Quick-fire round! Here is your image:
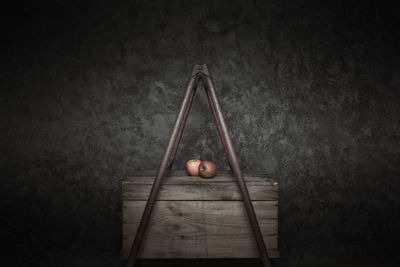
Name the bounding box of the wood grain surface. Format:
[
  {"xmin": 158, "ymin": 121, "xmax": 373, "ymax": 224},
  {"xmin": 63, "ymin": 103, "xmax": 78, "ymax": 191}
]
[{"xmin": 122, "ymin": 171, "xmax": 279, "ymax": 258}]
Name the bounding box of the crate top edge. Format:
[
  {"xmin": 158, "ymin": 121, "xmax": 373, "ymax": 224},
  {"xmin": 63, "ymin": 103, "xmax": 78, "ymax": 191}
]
[{"xmin": 124, "ymin": 170, "xmax": 278, "ymax": 185}]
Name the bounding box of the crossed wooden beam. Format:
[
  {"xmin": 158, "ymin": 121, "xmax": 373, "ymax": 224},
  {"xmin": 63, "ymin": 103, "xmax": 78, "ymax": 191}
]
[{"xmin": 126, "ymin": 64, "xmax": 272, "ymax": 267}]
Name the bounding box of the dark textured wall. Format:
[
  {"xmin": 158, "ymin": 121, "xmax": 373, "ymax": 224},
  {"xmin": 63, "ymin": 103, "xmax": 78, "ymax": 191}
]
[{"xmin": 1, "ymin": 0, "xmax": 400, "ymax": 266}]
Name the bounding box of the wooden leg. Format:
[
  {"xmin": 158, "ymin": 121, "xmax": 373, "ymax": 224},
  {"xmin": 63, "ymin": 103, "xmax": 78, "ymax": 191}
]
[
  {"xmin": 125, "ymin": 66, "xmax": 200, "ymax": 267},
  {"xmin": 201, "ymin": 64, "xmax": 272, "ymax": 267}
]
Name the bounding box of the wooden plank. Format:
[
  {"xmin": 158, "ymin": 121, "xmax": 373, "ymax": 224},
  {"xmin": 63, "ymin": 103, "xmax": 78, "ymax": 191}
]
[
  {"xmin": 126, "ymin": 171, "xmax": 278, "ymax": 186},
  {"xmin": 122, "ymin": 201, "xmax": 278, "ymax": 258},
  {"xmin": 123, "ymin": 201, "xmax": 207, "ymax": 258},
  {"xmin": 130, "ymin": 170, "xmax": 273, "ymax": 177},
  {"xmin": 122, "ymin": 183, "xmax": 278, "ymax": 201},
  {"xmin": 203, "ymin": 201, "xmax": 277, "ymax": 258},
  {"xmin": 123, "ymin": 201, "xmax": 278, "ymax": 223},
  {"xmin": 121, "ymin": 234, "xmax": 279, "ymax": 259}
]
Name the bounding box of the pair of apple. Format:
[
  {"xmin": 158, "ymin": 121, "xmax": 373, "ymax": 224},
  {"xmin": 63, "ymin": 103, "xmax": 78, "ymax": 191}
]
[{"xmin": 186, "ymin": 159, "xmax": 216, "ymax": 178}]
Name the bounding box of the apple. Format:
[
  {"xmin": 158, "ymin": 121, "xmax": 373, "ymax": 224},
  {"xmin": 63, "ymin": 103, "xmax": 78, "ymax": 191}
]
[
  {"xmin": 199, "ymin": 160, "xmax": 216, "ymax": 178},
  {"xmin": 186, "ymin": 159, "xmax": 202, "ymax": 176}
]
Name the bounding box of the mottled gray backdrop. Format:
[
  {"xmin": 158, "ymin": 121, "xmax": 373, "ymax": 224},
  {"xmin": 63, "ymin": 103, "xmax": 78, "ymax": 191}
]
[{"xmin": 1, "ymin": 0, "xmax": 400, "ymax": 266}]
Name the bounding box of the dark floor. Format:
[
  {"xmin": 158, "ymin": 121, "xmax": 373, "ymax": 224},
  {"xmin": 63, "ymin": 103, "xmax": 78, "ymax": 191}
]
[
  {"xmin": 26, "ymin": 256, "xmax": 400, "ymax": 267},
  {"xmin": 135, "ymin": 259, "xmax": 398, "ymax": 267}
]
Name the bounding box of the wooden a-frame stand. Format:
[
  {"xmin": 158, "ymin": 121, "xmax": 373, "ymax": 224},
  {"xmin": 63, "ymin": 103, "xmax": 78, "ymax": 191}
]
[{"xmin": 126, "ymin": 64, "xmax": 272, "ymax": 267}]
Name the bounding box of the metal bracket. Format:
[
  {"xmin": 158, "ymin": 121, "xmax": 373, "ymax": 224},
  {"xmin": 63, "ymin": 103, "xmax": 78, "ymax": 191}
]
[
  {"xmin": 126, "ymin": 64, "xmax": 272, "ymax": 267},
  {"xmin": 190, "ymin": 63, "xmax": 212, "ymax": 77}
]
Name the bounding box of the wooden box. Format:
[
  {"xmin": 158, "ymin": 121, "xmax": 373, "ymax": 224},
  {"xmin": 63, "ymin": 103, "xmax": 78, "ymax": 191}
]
[{"xmin": 122, "ymin": 170, "xmax": 279, "ymax": 258}]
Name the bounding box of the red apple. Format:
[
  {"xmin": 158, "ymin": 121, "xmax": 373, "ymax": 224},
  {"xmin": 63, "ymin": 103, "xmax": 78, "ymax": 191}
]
[
  {"xmin": 186, "ymin": 159, "xmax": 202, "ymax": 176},
  {"xmin": 199, "ymin": 160, "xmax": 217, "ymax": 178}
]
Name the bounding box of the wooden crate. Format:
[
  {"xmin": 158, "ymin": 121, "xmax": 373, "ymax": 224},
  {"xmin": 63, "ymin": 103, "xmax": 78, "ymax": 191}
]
[{"xmin": 122, "ymin": 170, "xmax": 279, "ymax": 258}]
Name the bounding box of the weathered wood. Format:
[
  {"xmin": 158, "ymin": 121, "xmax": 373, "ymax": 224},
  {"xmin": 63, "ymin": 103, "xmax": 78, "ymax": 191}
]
[
  {"xmin": 202, "ymin": 201, "xmax": 278, "ymax": 258},
  {"xmin": 123, "ymin": 184, "xmax": 278, "ymax": 201},
  {"xmin": 130, "ymin": 170, "xmax": 273, "ymax": 177},
  {"xmin": 122, "ymin": 201, "xmax": 278, "ymax": 258},
  {"xmin": 122, "ymin": 171, "xmax": 279, "ymax": 259},
  {"xmin": 126, "ymin": 171, "xmax": 278, "ymax": 186}
]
